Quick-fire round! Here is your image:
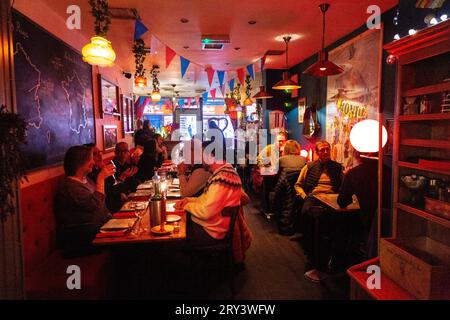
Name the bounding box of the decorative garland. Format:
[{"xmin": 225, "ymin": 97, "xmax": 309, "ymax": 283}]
[
  {"xmin": 0, "ymin": 106, "xmax": 27, "ymax": 221},
  {"xmin": 133, "ymin": 38, "xmax": 147, "ymax": 77},
  {"xmin": 88, "ymin": 0, "xmax": 111, "ymax": 37}
]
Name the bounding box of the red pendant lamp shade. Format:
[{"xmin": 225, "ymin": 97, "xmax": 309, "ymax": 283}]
[
  {"xmin": 253, "ymin": 86, "xmax": 273, "ymax": 99},
  {"xmin": 273, "ymin": 36, "xmax": 301, "ymax": 90},
  {"xmin": 303, "ymin": 3, "xmax": 343, "ymax": 77}
]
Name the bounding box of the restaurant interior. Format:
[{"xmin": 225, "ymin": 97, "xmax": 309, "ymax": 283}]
[{"xmin": 0, "ymin": 0, "xmax": 449, "ymax": 301}]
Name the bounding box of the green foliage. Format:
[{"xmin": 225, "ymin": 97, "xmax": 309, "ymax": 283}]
[
  {"xmin": 88, "ymin": 0, "xmax": 111, "ymax": 36},
  {"xmin": 133, "ymin": 38, "xmax": 147, "ymax": 77},
  {"xmin": 0, "ymin": 107, "xmax": 27, "ymax": 220}
]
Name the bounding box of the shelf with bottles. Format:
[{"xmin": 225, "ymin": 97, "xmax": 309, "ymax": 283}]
[
  {"xmin": 402, "ymin": 90, "xmax": 450, "ymax": 115},
  {"xmin": 398, "ymin": 165, "xmax": 450, "ymax": 223}
]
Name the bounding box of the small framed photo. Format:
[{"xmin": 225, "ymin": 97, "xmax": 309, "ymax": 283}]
[
  {"xmin": 121, "ymin": 95, "xmax": 135, "ymax": 134},
  {"xmin": 103, "ymin": 125, "xmax": 118, "ymax": 152},
  {"xmin": 298, "ymin": 97, "xmax": 306, "ymax": 124},
  {"xmin": 99, "ymin": 74, "xmax": 120, "ymax": 117}
]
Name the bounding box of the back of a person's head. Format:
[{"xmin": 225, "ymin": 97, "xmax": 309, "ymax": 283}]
[
  {"xmin": 283, "ymin": 140, "xmax": 301, "ymax": 156},
  {"xmin": 64, "ymin": 145, "xmax": 91, "ymax": 176},
  {"xmin": 143, "ymin": 119, "xmax": 150, "ymax": 129}
]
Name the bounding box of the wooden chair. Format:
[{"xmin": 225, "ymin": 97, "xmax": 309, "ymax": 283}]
[{"xmin": 189, "ymin": 206, "xmax": 240, "ymax": 299}]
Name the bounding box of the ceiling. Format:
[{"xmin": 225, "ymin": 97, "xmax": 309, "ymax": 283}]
[{"xmin": 43, "ymin": 0, "xmax": 398, "ymax": 98}]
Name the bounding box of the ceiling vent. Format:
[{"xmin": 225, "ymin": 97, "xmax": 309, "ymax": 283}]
[
  {"xmin": 264, "ymin": 50, "xmax": 285, "ymax": 56},
  {"xmin": 201, "ymin": 35, "xmax": 230, "ymax": 51},
  {"xmin": 109, "ymin": 7, "xmax": 138, "ymax": 20}
]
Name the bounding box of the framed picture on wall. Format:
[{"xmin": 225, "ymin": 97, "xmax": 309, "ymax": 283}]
[
  {"xmin": 103, "ymin": 125, "xmax": 118, "ymax": 152},
  {"xmin": 298, "ymin": 97, "xmax": 306, "ymax": 124},
  {"xmin": 121, "ymin": 95, "xmax": 135, "ymax": 134},
  {"xmin": 99, "ymin": 74, "xmax": 120, "ymax": 117}
]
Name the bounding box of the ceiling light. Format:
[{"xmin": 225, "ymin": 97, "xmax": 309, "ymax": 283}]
[
  {"xmin": 441, "ymin": 14, "xmax": 448, "ymax": 21},
  {"xmin": 272, "ymin": 36, "xmax": 301, "ymax": 90},
  {"xmin": 151, "ymin": 89, "xmax": 161, "ymax": 102},
  {"xmin": 234, "ymin": 47, "xmax": 240, "ymax": 50},
  {"xmin": 303, "ymin": 3, "xmax": 343, "ymax": 77},
  {"xmin": 134, "ymin": 76, "xmax": 147, "ymax": 88},
  {"xmin": 248, "ymin": 20, "xmax": 256, "ymax": 25},
  {"xmin": 408, "ymin": 29, "xmax": 417, "ymax": 35},
  {"xmin": 180, "ymin": 18, "xmax": 189, "ymax": 23},
  {"xmin": 253, "ymin": 86, "xmax": 273, "ymax": 99},
  {"xmin": 394, "ymin": 33, "xmax": 401, "ymax": 40},
  {"xmin": 82, "ymin": 36, "xmax": 116, "ymax": 67},
  {"xmin": 274, "ymin": 34, "xmax": 301, "ymax": 42},
  {"xmin": 183, "ymin": 46, "xmax": 189, "ymax": 49}
]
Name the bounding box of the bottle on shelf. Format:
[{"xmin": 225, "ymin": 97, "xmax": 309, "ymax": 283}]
[{"xmin": 419, "ymin": 95, "xmax": 430, "ymax": 114}]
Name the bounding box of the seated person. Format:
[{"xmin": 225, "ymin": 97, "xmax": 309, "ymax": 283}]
[
  {"xmin": 55, "ymin": 145, "xmax": 114, "ymax": 257},
  {"xmin": 338, "ymin": 151, "xmax": 392, "ymax": 259},
  {"xmin": 154, "ymin": 133, "xmax": 168, "ymax": 162},
  {"xmin": 294, "ymin": 140, "xmax": 343, "ymax": 282},
  {"xmin": 256, "ymin": 131, "xmax": 287, "ymax": 171},
  {"xmin": 271, "ymin": 167, "xmax": 302, "ymax": 236},
  {"xmin": 112, "ymin": 142, "xmax": 138, "ymax": 182},
  {"xmin": 177, "ymin": 139, "xmax": 212, "ymax": 197},
  {"xmin": 279, "ymin": 140, "xmax": 307, "ymax": 171},
  {"xmin": 174, "ymin": 149, "xmax": 244, "ymax": 246},
  {"xmin": 136, "ymin": 139, "xmax": 162, "ymax": 182}
]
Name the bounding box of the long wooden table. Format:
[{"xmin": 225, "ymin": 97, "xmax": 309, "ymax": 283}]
[{"xmin": 93, "ymin": 184, "xmax": 186, "ymax": 246}]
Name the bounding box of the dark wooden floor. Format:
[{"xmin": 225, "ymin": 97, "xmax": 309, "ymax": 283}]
[{"xmin": 208, "ymin": 196, "xmax": 351, "ymax": 300}]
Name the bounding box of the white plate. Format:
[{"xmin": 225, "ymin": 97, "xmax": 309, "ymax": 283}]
[{"xmin": 166, "ymin": 215, "xmax": 181, "ymax": 222}]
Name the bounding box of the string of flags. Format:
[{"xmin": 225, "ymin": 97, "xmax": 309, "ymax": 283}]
[{"xmin": 132, "ymin": 18, "xmax": 266, "ymax": 102}]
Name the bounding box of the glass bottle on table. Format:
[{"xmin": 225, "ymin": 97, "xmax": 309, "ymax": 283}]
[{"xmin": 149, "ymin": 172, "xmax": 163, "ymax": 229}]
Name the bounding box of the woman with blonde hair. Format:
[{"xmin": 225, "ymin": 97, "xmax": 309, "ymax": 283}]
[{"xmin": 279, "ymin": 140, "xmax": 307, "ymax": 170}]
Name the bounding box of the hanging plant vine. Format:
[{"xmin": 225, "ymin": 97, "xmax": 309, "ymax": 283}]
[
  {"xmin": 150, "ymin": 64, "xmax": 160, "ymax": 91},
  {"xmin": 133, "ymin": 38, "xmax": 147, "ymax": 78},
  {"xmin": 0, "ymin": 106, "xmax": 27, "ymax": 221},
  {"xmin": 88, "ymin": 0, "xmax": 111, "ymax": 37}
]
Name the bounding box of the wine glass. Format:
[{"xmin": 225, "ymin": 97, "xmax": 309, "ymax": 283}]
[{"xmin": 401, "ymin": 175, "xmax": 427, "ymax": 206}]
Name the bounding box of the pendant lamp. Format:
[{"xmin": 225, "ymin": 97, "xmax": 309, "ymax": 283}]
[
  {"xmin": 82, "ymin": 36, "xmax": 116, "ymax": 67},
  {"xmin": 253, "ymin": 86, "xmax": 273, "ymax": 99},
  {"xmin": 303, "ymin": 3, "xmax": 343, "ymax": 77},
  {"xmin": 272, "ymin": 36, "xmax": 301, "ymax": 90}
]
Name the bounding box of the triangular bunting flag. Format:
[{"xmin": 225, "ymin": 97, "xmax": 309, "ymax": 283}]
[
  {"xmin": 261, "ymin": 55, "xmax": 267, "ymax": 71},
  {"xmin": 237, "ymin": 68, "xmax": 245, "ymax": 85},
  {"xmin": 166, "ymin": 46, "xmax": 177, "ymax": 69},
  {"xmin": 134, "ymin": 19, "xmax": 149, "ymax": 40},
  {"xmin": 229, "ymin": 79, "xmax": 235, "ymax": 92},
  {"xmin": 202, "ymin": 91, "xmax": 208, "ymax": 103},
  {"xmin": 206, "ymin": 67, "xmax": 215, "ymax": 87},
  {"xmin": 195, "ymin": 96, "xmax": 199, "ymax": 106},
  {"xmin": 210, "ymin": 89, "xmax": 216, "ymax": 101},
  {"xmin": 246, "ymin": 64, "xmax": 255, "ymax": 80},
  {"xmin": 165, "ymin": 100, "xmax": 171, "ymax": 108},
  {"xmin": 217, "ymin": 70, "xmax": 225, "ymax": 88},
  {"xmin": 178, "ymin": 99, "xmax": 184, "ymax": 108},
  {"xmin": 180, "ymin": 56, "xmax": 190, "ymax": 78},
  {"xmin": 219, "ymin": 85, "xmax": 226, "ymax": 97},
  {"xmin": 187, "ymin": 97, "xmax": 192, "ymax": 106}
]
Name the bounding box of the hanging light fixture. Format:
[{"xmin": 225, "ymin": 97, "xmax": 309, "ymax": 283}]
[
  {"xmin": 272, "ymin": 36, "xmax": 301, "ymax": 90},
  {"xmin": 150, "ymin": 65, "xmax": 161, "ymax": 102},
  {"xmin": 253, "ymin": 86, "xmax": 273, "ymax": 99},
  {"xmin": 82, "ymin": 0, "xmax": 116, "ymax": 67},
  {"xmin": 303, "ymin": 3, "xmax": 344, "ymax": 77}
]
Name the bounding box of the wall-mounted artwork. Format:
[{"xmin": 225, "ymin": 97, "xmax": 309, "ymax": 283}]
[
  {"xmin": 103, "ymin": 125, "xmax": 118, "ymax": 152},
  {"xmin": 121, "ymin": 95, "xmax": 135, "ymax": 134},
  {"xmin": 12, "ymin": 10, "xmax": 95, "ymax": 171},
  {"xmin": 325, "ymin": 28, "xmax": 382, "ymax": 169},
  {"xmin": 99, "ymin": 75, "xmax": 120, "ymax": 117},
  {"xmin": 298, "ymin": 97, "xmax": 306, "ymax": 124}
]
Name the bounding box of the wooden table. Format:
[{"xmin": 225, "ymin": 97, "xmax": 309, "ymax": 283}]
[
  {"xmin": 313, "ymin": 193, "xmax": 360, "ymax": 212},
  {"xmin": 93, "ymin": 184, "xmax": 186, "ymax": 246}
]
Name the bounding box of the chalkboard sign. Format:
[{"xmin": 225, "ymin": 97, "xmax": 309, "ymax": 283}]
[{"xmin": 12, "ymin": 10, "xmax": 95, "ymax": 171}]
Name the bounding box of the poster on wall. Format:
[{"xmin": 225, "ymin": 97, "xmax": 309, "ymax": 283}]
[
  {"xmin": 326, "ymin": 28, "xmax": 382, "ymax": 169},
  {"xmin": 12, "ymin": 10, "xmax": 95, "ymax": 170}
]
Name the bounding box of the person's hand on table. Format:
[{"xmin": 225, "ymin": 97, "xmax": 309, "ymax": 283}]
[{"xmin": 174, "ymin": 198, "xmax": 190, "ymax": 210}]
